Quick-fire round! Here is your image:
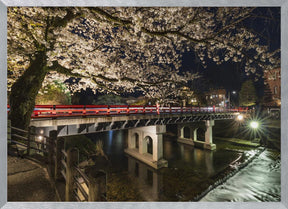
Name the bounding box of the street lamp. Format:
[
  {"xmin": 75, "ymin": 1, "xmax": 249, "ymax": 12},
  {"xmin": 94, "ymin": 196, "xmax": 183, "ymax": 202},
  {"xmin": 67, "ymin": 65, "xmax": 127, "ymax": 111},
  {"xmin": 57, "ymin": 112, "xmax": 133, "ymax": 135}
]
[
  {"xmin": 250, "ymin": 121, "xmax": 259, "ymax": 129},
  {"xmin": 237, "ymin": 114, "xmax": 244, "ymax": 121},
  {"xmin": 248, "ymin": 120, "xmax": 262, "ymax": 143},
  {"xmin": 228, "ymin": 90, "xmax": 236, "ymax": 109},
  {"xmin": 37, "ymin": 135, "xmax": 43, "ymax": 141}
]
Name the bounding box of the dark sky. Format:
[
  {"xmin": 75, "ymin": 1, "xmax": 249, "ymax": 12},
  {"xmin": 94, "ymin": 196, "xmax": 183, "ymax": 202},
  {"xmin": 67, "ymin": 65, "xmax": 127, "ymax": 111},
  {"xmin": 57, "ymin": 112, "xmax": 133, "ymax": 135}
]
[{"xmin": 181, "ymin": 7, "xmax": 280, "ymax": 96}]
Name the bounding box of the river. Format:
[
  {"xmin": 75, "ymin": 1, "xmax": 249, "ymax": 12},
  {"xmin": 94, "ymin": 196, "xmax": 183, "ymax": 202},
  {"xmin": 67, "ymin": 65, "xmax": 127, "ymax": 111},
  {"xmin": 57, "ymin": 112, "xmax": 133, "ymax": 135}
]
[
  {"xmin": 79, "ymin": 128, "xmax": 280, "ymax": 201},
  {"xmin": 200, "ymin": 149, "xmax": 281, "ymax": 202}
]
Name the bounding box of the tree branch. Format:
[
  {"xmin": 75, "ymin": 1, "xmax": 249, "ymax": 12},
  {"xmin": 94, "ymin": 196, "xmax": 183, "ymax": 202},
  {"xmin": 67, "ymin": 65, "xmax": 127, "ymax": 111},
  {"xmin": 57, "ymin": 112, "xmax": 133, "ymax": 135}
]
[
  {"xmin": 50, "ymin": 8, "xmax": 83, "ymax": 29},
  {"xmin": 90, "ymin": 7, "xmax": 131, "ymax": 25},
  {"xmin": 209, "ymin": 12, "xmax": 254, "ymax": 39},
  {"xmin": 49, "ymin": 61, "xmax": 87, "ymax": 78},
  {"xmin": 90, "ymin": 7, "xmax": 209, "ymax": 44}
]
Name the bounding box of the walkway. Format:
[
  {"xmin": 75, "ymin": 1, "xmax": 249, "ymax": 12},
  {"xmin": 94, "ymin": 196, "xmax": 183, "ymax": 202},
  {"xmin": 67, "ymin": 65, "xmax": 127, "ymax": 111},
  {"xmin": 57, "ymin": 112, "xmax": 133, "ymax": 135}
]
[{"xmin": 8, "ymin": 154, "xmax": 56, "ymax": 201}]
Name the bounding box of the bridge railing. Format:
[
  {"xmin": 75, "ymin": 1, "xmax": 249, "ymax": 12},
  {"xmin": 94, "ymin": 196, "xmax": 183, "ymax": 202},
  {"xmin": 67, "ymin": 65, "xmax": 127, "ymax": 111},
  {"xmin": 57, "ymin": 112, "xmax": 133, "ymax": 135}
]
[
  {"xmin": 8, "ymin": 120, "xmax": 48, "ymax": 156},
  {"xmin": 60, "ymin": 148, "xmax": 107, "ymax": 201},
  {"xmin": 7, "ymin": 123, "xmax": 107, "ymax": 202},
  {"xmin": 7, "ymin": 105, "xmax": 247, "ymax": 118}
]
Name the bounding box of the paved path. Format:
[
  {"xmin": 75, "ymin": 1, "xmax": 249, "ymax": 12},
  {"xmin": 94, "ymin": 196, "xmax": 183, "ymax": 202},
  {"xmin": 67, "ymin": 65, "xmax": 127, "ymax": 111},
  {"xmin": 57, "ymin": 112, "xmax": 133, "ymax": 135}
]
[{"xmin": 8, "ymin": 155, "xmax": 57, "ymax": 201}]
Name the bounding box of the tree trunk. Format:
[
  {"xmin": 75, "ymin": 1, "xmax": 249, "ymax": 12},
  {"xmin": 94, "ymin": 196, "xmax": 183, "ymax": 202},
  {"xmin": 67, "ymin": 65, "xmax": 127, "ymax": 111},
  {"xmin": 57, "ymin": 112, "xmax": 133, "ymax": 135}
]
[{"xmin": 9, "ymin": 51, "xmax": 48, "ymax": 130}]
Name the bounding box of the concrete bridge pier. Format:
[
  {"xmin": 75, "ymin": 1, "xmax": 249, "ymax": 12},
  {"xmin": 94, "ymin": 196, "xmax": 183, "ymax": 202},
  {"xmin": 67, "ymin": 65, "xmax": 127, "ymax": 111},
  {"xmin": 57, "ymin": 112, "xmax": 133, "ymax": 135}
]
[
  {"xmin": 177, "ymin": 124, "xmax": 195, "ymax": 146},
  {"xmin": 177, "ymin": 120, "xmax": 216, "ymax": 151},
  {"xmin": 203, "ymin": 120, "xmax": 216, "ymax": 150},
  {"xmin": 125, "ymin": 125, "xmax": 168, "ymax": 169}
]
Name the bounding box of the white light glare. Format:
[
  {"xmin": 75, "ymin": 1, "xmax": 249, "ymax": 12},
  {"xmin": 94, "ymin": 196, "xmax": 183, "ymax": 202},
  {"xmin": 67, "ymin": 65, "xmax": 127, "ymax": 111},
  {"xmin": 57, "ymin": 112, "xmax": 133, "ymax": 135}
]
[
  {"xmin": 250, "ymin": 121, "xmax": 259, "ymax": 129},
  {"xmin": 237, "ymin": 114, "xmax": 244, "ymax": 120},
  {"xmin": 38, "ymin": 135, "xmax": 43, "ymax": 141}
]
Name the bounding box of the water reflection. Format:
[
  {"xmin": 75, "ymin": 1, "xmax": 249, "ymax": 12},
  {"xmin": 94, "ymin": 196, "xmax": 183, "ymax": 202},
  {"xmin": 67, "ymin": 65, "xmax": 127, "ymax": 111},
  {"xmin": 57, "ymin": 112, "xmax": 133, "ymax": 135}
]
[
  {"xmin": 88, "ymin": 130, "xmax": 127, "ymax": 172},
  {"xmin": 127, "ymin": 155, "xmax": 162, "ymax": 201},
  {"xmin": 163, "ymin": 140, "xmax": 231, "ymax": 178},
  {"xmin": 82, "ymin": 129, "xmax": 279, "ymax": 201}
]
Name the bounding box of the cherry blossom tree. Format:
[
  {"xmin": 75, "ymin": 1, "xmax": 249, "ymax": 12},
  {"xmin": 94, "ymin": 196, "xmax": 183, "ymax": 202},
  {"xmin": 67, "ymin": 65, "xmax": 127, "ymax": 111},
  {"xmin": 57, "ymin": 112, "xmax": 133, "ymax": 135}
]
[{"xmin": 8, "ymin": 7, "xmax": 280, "ymax": 129}]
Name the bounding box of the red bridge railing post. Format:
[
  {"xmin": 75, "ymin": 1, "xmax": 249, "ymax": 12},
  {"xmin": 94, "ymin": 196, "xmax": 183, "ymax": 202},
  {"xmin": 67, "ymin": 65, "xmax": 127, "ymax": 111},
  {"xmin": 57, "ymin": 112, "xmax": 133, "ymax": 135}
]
[
  {"xmin": 52, "ymin": 105, "xmax": 56, "ymax": 115},
  {"xmin": 156, "ymin": 103, "xmax": 160, "ymax": 115},
  {"xmin": 83, "ymin": 105, "xmax": 86, "ymax": 115}
]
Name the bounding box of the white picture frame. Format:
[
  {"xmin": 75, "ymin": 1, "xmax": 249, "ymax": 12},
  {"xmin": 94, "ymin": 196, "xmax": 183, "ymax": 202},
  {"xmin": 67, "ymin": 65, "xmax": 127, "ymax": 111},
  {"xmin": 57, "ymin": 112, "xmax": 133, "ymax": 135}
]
[{"xmin": 0, "ymin": 1, "xmax": 287, "ymax": 209}]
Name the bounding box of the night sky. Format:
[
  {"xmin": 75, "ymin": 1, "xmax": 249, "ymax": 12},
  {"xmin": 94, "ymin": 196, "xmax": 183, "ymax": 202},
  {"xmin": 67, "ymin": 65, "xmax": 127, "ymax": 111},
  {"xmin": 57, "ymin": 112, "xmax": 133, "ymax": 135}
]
[{"xmin": 181, "ymin": 7, "xmax": 280, "ymax": 96}]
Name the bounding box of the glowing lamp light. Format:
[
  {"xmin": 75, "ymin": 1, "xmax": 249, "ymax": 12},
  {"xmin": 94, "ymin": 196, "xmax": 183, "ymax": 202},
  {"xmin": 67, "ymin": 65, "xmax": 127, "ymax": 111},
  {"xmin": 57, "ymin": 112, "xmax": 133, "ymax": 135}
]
[
  {"xmin": 250, "ymin": 121, "xmax": 259, "ymax": 129},
  {"xmin": 37, "ymin": 135, "xmax": 43, "ymax": 141},
  {"xmin": 237, "ymin": 114, "xmax": 244, "ymax": 121}
]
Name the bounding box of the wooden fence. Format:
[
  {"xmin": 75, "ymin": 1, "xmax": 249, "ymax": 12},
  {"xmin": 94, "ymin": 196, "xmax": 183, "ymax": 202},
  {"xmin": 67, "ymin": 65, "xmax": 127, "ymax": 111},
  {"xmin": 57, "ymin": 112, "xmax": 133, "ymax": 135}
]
[
  {"xmin": 60, "ymin": 148, "xmax": 106, "ymax": 201},
  {"xmin": 8, "ymin": 120, "xmax": 46, "ymax": 156},
  {"xmin": 8, "ymin": 120, "xmax": 107, "ymax": 202}
]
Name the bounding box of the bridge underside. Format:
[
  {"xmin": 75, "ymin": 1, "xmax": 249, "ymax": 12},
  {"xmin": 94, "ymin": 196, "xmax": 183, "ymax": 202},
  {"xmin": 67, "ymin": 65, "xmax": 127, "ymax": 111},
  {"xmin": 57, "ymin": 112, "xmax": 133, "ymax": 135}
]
[
  {"xmin": 31, "ymin": 112, "xmax": 238, "ymax": 137},
  {"xmin": 29, "ymin": 112, "xmax": 242, "ymax": 170},
  {"xmin": 177, "ymin": 120, "xmax": 216, "ymax": 150}
]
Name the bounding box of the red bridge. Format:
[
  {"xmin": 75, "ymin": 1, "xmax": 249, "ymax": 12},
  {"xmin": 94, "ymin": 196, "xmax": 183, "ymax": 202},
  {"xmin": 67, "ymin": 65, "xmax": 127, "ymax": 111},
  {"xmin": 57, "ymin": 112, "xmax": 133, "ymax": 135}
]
[
  {"xmin": 7, "ymin": 105, "xmax": 247, "ymax": 118},
  {"xmin": 8, "ymin": 104, "xmax": 248, "ymax": 169}
]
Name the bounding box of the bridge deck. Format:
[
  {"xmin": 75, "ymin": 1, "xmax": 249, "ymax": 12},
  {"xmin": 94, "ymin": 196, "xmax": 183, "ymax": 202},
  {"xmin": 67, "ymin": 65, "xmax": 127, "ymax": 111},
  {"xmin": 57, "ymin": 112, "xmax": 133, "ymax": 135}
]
[{"xmin": 30, "ymin": 111, "xmax": 240, "ymax": 127}]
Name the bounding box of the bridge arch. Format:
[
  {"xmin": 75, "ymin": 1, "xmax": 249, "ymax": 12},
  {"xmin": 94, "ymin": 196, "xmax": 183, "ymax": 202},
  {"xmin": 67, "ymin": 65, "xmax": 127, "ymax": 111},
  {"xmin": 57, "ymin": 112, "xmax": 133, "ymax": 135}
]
[
  {"xmin": 178, "ymin": 125, "xmax": 193, "ymax": 140},
  {"xmin": 183, "ymin": 126, "xmax": 191, "ymax": 139},
  {"xmin": 134, "ymin": 132, "xmax": 139, "ymax": 149},
  {"xmin": 196, "ymin": 127, "xmax": 205, "ymax": 142},
  {"xmin": 130, "ymin": 131, "xmax": 141, "ymax": 151},
  {"xmin": 144, "ymin": 136, "xmax": 153, "ymax": 155}
]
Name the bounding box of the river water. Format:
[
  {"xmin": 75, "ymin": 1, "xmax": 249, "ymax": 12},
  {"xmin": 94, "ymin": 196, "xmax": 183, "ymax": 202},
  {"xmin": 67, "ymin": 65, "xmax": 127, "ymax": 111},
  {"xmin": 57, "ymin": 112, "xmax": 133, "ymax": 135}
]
[
  {"xmin": 81, "ymin": 128, "xmax": 280, "ymax": 201},
  {"xmin": 200, "ymin": 150, "xmax": 281, "ymax": 202}
]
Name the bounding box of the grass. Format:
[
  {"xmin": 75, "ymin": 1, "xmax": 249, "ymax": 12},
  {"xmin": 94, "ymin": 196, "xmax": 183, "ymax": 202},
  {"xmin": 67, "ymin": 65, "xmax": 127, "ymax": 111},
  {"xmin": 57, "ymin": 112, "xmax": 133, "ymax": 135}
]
[{"xmin": 214, "ymin": 137, "xmax": 259, "ymax": 148}]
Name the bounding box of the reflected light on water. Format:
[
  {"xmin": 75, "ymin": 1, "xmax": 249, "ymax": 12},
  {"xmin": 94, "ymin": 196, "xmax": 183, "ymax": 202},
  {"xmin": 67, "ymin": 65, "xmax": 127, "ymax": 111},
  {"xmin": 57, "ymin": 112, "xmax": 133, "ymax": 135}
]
[
  {"xmin": 108, "ymin": 130, "xmax": 113, "ymax": 145},
  {"xmin": 200, "ymin": 150, "xmax": 280, "ymax": 202}
]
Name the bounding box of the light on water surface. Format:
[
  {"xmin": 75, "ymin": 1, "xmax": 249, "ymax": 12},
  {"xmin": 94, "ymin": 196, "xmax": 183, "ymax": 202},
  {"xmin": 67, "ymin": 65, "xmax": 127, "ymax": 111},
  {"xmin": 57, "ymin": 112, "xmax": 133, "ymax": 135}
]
[{"xmin": 200, "ymin": 150, "xmax": 281, "ymax": 202}]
